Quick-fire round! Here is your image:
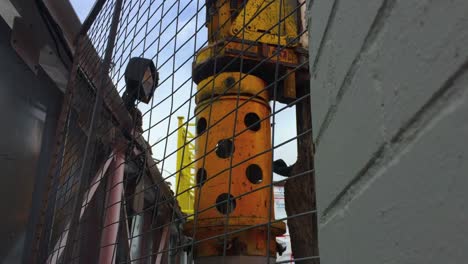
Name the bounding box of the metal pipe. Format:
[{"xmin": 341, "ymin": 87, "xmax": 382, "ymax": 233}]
[
  {"xmin": 77, "ymin": 0, "xmax": 107, "ymax": 41},
  {"xmin": 99, "ymin": 151, "xmax": 126, "ymax": 264}
]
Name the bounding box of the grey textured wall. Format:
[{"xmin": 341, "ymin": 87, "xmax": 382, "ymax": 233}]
[{"xmin": 307, "ymin": 0, "xmax": 468, "ymax": 263}]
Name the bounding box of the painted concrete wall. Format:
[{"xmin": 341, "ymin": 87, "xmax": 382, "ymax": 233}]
[{"xmin": 307, "ymin": 0, "xmax": 468, "ymax": 263}]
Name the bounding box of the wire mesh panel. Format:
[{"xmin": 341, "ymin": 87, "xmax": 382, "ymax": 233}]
[{"xmin": 34, "ymin": 0, "xmax": 318, "ymax": 263}]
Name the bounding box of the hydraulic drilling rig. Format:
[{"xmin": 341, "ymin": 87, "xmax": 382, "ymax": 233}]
[{"xmin": 185, "ymin": 0, "xmax": 310, "ymax": 263}]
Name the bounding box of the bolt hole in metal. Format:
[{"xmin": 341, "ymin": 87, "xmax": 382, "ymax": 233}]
[
  {"xmin": 246, "ymin": 164, "xmax": 263, "ymax": 184},
  {"xmin": 215, "ymin": 139, "xmax": 234, "ymax": 158},
  {"xmin": 196, "ymin": 168, "xmax": 207, "ymax": 186},
  {"xmin": 197, "ymin": 117, "xmax": 207, "ymax": 134},
  {"xmin": 244, "ymin": 112, "xmax": 261, "ymax": 131},
  {"xmin": 215, "ymin": 193, "xmax": 236, "ymax": 214},
  {"xmin": 224, "ymin": 77, "xmax": 236, "ymax": 88}
]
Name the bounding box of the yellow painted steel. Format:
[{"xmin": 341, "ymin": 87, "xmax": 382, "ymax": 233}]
[
  {"xmin": 193, "ymin": 0, "xmax": 304, "ymax": 104},
  {"xmin": 231, "ymin": 0, "xmax": 299, "ymax": 46},
  {"xmin": 185, "ymin": 0, "xmax": 304, "ymax": 261},
  {"xmin": 206, "ymin": 0, "xmax": 299, "ymax": 46},
  {"xmin": 195, "ymin": 72, "xmax": 269, "ymax": 103},
  {"xmin": 194, "ymin": 41, "xmax": 300, "ymax": 67},
  {"xmin": 175, "ymin": 116, "xmax": 196, "ymax": 219},
  {"xmin": 185, "ymin": 74, "xmax": 285, "ymax": 259}
]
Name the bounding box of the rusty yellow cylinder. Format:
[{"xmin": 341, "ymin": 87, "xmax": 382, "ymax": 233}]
[{"xmin": 184, "ymin": 73, "xmax": 285, "ymax": 262}]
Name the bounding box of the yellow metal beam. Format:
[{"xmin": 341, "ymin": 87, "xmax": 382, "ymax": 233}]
[{"xmin": 175, "ymin": 116, "xmax": 196, "ymax": 218}]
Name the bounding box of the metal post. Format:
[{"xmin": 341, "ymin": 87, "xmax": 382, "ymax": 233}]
[
  {"xmin": 99, "ymin": 151, "xmax": 125, "ymax": 264},
  {"xmin": 77, "ymin": 0, "xmax": 108, "ymax": 40},
  {"xmin": 285, "ymin": 83, "xmax": 319, "ymax": 263},
  {"xmin": 61, "ymin": 0, "xmax": 123, "ymax": 261},
  {"xmin": 29, "ymin": 35, "xmax": 85, "ymax": 264}
]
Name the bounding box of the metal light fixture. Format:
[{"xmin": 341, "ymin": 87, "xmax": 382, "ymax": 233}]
[{"xmin": 123, "ymin": 57, "xmax": 158, "ymax": 109}]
